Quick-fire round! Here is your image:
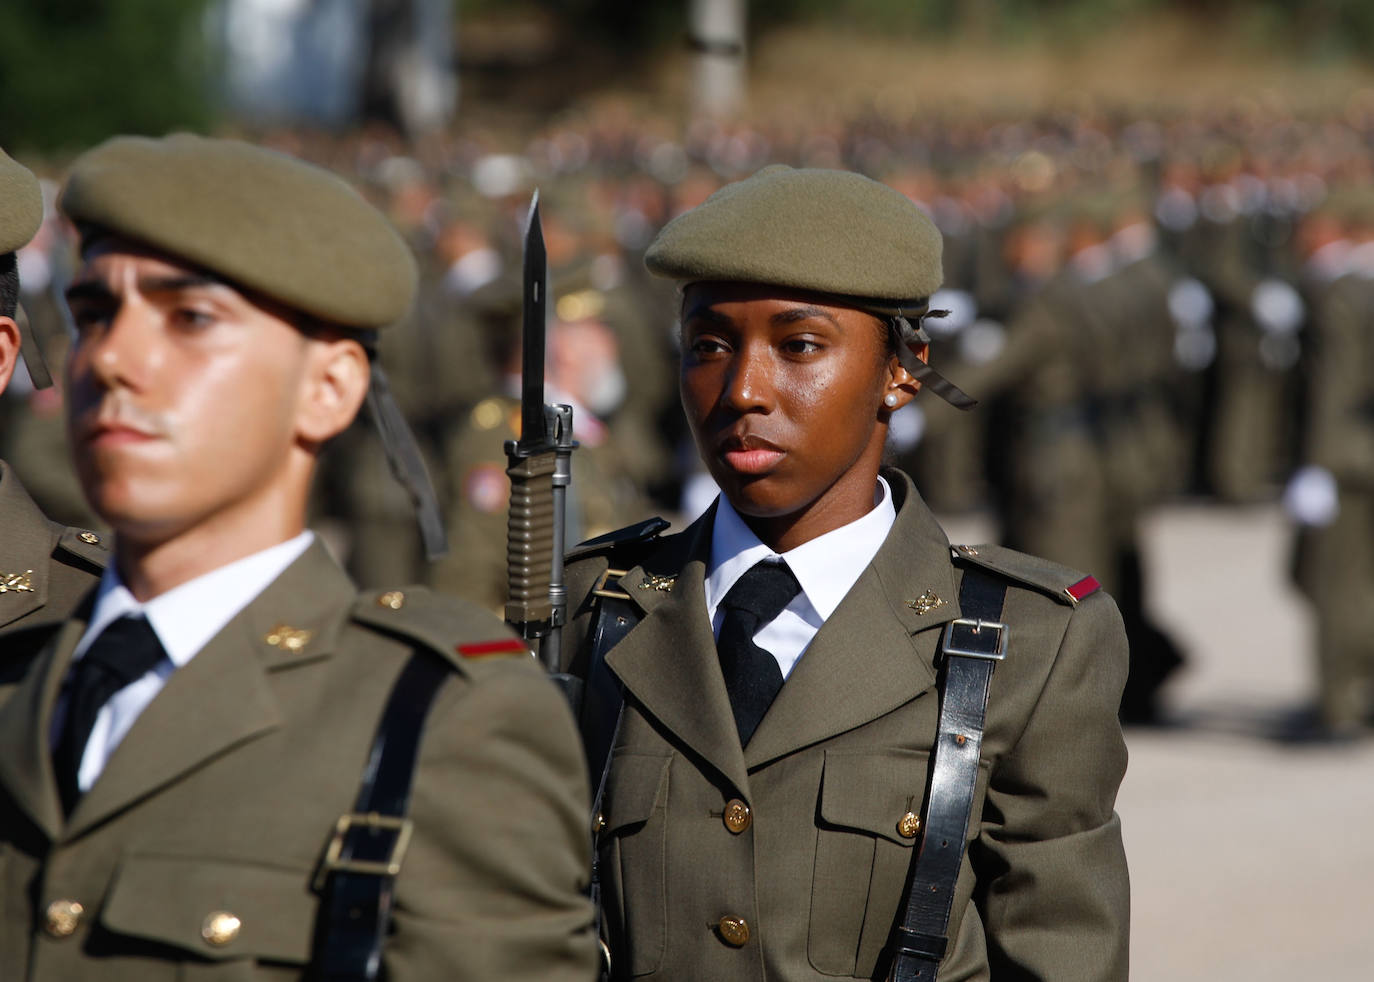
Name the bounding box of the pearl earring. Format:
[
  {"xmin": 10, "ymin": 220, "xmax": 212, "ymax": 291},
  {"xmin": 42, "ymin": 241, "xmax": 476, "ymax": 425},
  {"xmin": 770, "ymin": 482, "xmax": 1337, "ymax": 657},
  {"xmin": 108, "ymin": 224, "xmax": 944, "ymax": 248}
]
[{"xmin": 884, "ymin": 392, "xmax": 899, "ymax": 407}]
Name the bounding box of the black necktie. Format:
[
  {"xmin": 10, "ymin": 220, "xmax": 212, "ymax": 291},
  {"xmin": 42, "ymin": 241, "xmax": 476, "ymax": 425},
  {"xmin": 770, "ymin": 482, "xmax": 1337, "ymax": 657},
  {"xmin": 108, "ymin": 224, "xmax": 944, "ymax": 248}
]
[
  {"xmin": 717, "ymin": 560, "xmax": 802, "ymax": 747},
  {"xmin": 53, "ymin": 615, "xmax": 167, "ymax": 814}
]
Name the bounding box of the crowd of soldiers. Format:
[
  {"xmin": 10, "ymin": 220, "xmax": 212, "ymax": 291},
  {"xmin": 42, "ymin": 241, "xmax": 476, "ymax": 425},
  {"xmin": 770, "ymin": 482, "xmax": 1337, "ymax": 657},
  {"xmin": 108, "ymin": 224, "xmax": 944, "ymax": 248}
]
[{"xmin": 5, "ymin": 97, "xmax": 1372, "ymax": 734}]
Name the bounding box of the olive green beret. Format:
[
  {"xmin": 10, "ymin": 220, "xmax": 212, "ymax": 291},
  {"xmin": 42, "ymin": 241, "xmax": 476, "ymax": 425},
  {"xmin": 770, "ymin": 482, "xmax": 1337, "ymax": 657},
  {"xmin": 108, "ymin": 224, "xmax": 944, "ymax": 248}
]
[
  {"xmin": 645, "ymin": 165, "xmax": 943, "ymax": 306},
  {"xmin": 0, "ymin": 148, "xmax": 43, "ymax": 255},
  {"xmin": 60, "ymin": 134, "xmax": 417, "ymax": 330}
]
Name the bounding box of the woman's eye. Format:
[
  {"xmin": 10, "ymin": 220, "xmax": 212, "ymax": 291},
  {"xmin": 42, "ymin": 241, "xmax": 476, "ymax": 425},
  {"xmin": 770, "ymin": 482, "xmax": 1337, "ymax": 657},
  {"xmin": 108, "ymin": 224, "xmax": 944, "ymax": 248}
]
[
  {"xmin": 783, "ymin": 338, "xmax": 821, "ymax": 355},
  {"xmin": 690, "ymin": 336, "xmax": 730, "ymax": 356}
]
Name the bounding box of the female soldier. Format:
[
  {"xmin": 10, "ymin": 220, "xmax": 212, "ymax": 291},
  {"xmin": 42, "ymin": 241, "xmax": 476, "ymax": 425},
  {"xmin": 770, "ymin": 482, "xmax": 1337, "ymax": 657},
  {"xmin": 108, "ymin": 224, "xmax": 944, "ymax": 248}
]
[{"xmin": 562, "ymin": 165, "xmax": 1129, "ymax": 982}]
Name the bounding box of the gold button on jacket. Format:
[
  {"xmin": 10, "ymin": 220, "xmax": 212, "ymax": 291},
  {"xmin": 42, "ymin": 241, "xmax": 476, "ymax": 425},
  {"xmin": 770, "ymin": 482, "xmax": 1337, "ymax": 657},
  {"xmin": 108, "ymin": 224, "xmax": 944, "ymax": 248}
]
[
  {"xmin": 0, "ymin": 541, "xmax": 597, "ymax": 980},
  {"xmin": 717, "ymin": 916, "xmax": 750, "ymax": 947},
  {"xmin": 722, "ymin": 799, "xmax": 751, "ymax": 834},
  {"xmin": 564, "ymin": 469, "xmax": 1130, "ymax": 981},
  {"xmin": 43, "ymin": 900, "xmax": 83, "ymax": 938}
]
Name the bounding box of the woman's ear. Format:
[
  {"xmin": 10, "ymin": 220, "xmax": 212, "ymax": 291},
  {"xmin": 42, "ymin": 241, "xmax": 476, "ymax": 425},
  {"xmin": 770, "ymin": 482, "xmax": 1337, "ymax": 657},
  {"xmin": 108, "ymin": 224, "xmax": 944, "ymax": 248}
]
[
  {"xmin": 882, "ymin": 342, "xmax": 928, "ymax": 412},
  {"xmin": 296, "ymin": 336, "xmax": 370, "ymax": 447}
]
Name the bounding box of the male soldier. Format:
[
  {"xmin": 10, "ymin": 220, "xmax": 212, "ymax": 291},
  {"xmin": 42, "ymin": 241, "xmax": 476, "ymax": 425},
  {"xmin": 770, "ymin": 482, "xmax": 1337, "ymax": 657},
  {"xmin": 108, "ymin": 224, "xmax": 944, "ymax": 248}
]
[
  {"xmin": 0, "ymin": 148, "xmax": 106, "ymax": 689},
  {"xmin": 0, "ymin": 135, "xmax": 596, "ymax": 980}
]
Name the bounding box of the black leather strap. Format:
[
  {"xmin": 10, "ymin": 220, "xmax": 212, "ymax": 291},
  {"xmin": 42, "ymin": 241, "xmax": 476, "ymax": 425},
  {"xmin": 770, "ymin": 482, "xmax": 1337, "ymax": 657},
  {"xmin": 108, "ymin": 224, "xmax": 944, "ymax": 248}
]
[
  {"xmin": 310, "ymin": 650, "xmax": 452, "ymax": 981},
  {"xmin": 890, "ymin": 566, "xmax": 1008, "ymax": 982},
  {"xmin": 581, "ymin": 584, "xmax": 638, "ymax": 783},
  {"xmin": 583, "ymin": 579, "xmax": 642, "ymax": 982}
]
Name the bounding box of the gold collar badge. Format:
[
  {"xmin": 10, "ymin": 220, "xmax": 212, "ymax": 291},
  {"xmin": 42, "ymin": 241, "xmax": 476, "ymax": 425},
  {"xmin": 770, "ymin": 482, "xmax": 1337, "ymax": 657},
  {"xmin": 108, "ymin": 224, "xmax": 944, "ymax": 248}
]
[
  {"xmin": 264, "ymin": 624, "xmax": 314, "ymax": 654},
  {"xmin": 639, "ymin": 574, "xmax": 676, "ymax": 592},
  {"xmin": 1, "ymin": 570, "xmax": 35, "ymax": 594},
  {"xmin": 906, "ymin": 591, "xmax": 948, "ymax": 616}
]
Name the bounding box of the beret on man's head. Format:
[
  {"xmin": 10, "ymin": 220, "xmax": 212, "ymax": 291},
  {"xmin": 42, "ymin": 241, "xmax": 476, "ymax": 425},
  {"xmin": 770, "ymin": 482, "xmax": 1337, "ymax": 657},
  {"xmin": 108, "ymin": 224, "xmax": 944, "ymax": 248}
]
[
  {"xmin": 60, "ymin": 133, "xmax": 418, "ymax": 331},
  {"xmin": 0, "ymin": 148, "xmax": 43, "ymax": 255},
  {"xmin": 645, "ymin": 165, "xmax": 944, "ymax": 307}
]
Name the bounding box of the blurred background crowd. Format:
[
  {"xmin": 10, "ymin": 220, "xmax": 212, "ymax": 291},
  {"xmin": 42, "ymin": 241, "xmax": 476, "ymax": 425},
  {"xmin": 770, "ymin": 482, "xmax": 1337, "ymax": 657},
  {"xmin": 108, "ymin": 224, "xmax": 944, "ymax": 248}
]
[{"xmin": 4, "ymin": 0, "xmax": 1374, "ymax": 736}]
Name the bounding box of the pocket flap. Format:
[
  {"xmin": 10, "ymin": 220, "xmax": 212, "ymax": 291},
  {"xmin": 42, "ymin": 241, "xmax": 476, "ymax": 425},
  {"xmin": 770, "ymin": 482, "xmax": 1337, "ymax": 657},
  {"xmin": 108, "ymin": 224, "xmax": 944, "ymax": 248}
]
[
  {"xmin": 601, "ymin": 751, "xmax": 671, "ymax": 834},
  {"xmin": 818, "ymin": 749, "xmax": 932, "ymax": 846},
  {"xmin": 102, "ymin": 854, "xmax": 315, "ymax": 963}
]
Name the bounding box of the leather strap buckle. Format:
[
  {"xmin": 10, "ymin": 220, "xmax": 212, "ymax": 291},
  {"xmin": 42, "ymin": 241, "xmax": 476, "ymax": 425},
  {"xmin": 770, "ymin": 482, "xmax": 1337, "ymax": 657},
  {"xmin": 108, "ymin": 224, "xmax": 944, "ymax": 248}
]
[
  {"xmin": 940, "ymin": 618, "xmax": 1008, "ymax": 661},
  {"xmin": 314, "ymin": 812, "xmax": 414, "ymax": 889},
  {"xmin": 592, "ymin": 567, "xmax": 631, "ymax": 601},
  {"xmin": 893, "ymin": 926, "xmax": 949, "ymax": 962}
]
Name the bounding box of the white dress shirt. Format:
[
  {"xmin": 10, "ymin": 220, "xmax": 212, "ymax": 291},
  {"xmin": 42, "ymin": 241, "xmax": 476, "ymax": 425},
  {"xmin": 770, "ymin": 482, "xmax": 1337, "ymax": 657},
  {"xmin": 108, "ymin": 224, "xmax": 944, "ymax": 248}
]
[
  {"xmin": 705, "ymin": 478, "xmax": 896, "ymax": 680},
  {"xmin": 52, "ymin": 531, "xmax": 315, "ymax": 792}
]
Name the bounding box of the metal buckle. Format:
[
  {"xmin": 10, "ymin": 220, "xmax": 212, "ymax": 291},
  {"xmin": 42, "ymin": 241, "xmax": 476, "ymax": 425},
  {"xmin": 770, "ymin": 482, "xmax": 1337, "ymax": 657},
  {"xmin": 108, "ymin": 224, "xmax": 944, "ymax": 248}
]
[
  {"xmin": 592, "ymin": 567, "xmax": 631, "ymax": 601},
  {"xmin": 941, "ymin": 618, "xmax": 1009, "ymax": 661},
  {"xmin": 313, "ymin": 812, "xmax": 414, "ymax": 889}
]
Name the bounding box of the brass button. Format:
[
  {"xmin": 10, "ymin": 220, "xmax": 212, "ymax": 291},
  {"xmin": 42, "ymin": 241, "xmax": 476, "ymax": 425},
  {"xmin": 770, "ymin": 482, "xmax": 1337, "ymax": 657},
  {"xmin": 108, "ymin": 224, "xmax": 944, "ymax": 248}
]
[
  {"xmin": 202, "ymin": 911, "xmax": 242, "ymax": 947},
  {"xmin": 897, "ymin": 811, "xmax": 922, "ymax": 839},
  {"xmin": 378, "ymin": 590, "xmax": 406, "ymax": 610},
  {"xmin": 717, "ymin": 915, "xmax": 750, "ymax": 947},
  {"xmin": 44, "ymin": 899, "xmax": 83, "ymax": 938},
  {"xmin": 593, "ymin": 811, "xmax": 607, "ymax": 834},
  {"xmin": 722, "ymin": 799, "xmax": 751, "ymax": 834},
  {"xmin": 78, "ymin": 531, "xmax": 100, "ymax": 545}
]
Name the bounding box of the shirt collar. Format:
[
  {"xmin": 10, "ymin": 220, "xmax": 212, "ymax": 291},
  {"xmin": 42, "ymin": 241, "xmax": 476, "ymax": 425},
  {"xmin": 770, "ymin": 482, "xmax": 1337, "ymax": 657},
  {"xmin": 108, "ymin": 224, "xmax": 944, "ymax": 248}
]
[
  {"xmin": 706, "ymin": 477, "xmax": 896, "ymax": 622},
  {"xmin": 76, "ymin": 531, "xmax": 315, "ymax": 667}
]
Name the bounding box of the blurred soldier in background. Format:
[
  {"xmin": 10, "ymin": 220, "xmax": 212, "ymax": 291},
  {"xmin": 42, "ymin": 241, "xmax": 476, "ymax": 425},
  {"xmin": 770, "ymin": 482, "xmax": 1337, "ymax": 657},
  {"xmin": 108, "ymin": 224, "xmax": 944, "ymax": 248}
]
[
  {"xmin": 0, "ymin": 148, "xmax": 106, "ymax": 689},
  {"xmin": 1285, "ymin": 196, "xmax": 1374, "ymax": 740},
  {"xmin": 431, "ymin": 265, "xmax": 654, "ymax": 613}
]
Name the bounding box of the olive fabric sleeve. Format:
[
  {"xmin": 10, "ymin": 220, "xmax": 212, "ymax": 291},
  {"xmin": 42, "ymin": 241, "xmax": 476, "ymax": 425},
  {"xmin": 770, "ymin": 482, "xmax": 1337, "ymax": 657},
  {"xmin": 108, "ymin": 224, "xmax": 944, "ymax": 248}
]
[
  {"xmin": 970, "ymin": 590, "xmax": 1131, "ymax": 981},
  {"xmin": 386, "ymin": 659, "xmax": 599, "ymax": 982}
]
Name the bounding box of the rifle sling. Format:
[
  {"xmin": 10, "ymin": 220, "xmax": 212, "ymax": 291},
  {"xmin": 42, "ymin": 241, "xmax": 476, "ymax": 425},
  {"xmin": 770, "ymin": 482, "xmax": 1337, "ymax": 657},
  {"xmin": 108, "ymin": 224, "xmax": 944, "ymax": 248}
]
[
  {"xmin": 310, "ymin": 649, "xmax": 452, "ymax": 981},
  {"xmin": 889, "ymin": 565, "xmax": 1008, "ymax": 982},
  {"xmin": 584, "ymin": 580, "xmax": 641, "ymax": 981}
]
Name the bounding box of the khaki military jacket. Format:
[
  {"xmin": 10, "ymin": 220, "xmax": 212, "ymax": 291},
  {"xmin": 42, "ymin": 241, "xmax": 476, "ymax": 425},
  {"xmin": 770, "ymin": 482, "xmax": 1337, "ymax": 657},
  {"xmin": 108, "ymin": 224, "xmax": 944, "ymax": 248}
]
[
  {"xmin": 0, "ymin": 540, "xmax": 598, "ymax": 981},
  {"xmin": 0, "ymin": 461, "xmax": 106, "ymax": 692},
  {"xmin": 563, "ymin": 470, "xmax": 1129, "ymax": 981}
]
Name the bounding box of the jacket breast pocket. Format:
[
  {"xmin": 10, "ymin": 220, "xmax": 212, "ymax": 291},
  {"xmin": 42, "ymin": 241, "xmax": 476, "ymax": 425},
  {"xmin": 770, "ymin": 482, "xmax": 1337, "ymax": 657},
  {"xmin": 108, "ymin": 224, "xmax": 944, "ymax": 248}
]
[
  {"xmin": 599, "ymin": 750, "xmax": 671, "ymax": 977},
  {"xmin": 807, "ymin": 748, "xmax": 992, "ymax": 978},
  {"xmin": 100, "ymin": 853, "xmax": 316, "ymax": 980}
]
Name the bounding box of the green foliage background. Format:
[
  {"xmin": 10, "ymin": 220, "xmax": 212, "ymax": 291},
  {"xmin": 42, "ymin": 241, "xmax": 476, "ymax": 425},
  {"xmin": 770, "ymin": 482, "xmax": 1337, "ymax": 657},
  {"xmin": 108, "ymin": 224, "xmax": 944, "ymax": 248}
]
[{"xmin": 0, "ymin": 0, "xmax": 215, "ymax": 155}]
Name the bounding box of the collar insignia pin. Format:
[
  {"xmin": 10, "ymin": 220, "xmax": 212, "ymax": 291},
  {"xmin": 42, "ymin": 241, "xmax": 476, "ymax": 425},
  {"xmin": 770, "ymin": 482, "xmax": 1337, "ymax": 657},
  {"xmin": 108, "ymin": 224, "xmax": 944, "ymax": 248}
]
[
  {"xmin": 639, "ymin": 574, "xmax": 676, "ymax": 592},
  {"xmin": 0, "ymin": 570, "xmax": 35, "ymax": 594},
  {"xmin": 264, "ymin": 624, "xmax": 314, "ymax": 653},
  {"xmin": 906, "ymin": 591, "xmax": 947, "ymax": 616}
]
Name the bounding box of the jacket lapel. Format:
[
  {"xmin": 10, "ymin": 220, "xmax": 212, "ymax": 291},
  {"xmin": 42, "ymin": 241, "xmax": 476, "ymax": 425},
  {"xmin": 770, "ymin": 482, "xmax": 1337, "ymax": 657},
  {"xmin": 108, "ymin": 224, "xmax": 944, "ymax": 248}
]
[
  {"xmin": 65, "ymin": 541, "xmax": 354, "ymax": 838},
  {"xmin": 605, "ymin": 506, "xmax": 751, "ymax": 795},
  {"xmin": 744, "ymin": 472, "xmax": 961, "ymax": 769},
  {"xmin": 0, "ymin": 614, "xmax": 91, "ymax": 840},
  {"xmin": 0, "ymin": 463, "xmax": 59, "ymax": 631}
]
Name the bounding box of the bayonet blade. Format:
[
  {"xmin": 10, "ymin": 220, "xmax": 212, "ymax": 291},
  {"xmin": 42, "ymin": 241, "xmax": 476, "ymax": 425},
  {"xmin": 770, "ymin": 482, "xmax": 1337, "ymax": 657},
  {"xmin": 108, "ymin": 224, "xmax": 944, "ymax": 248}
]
[{"xmin": 520, "ymin": 190, "xmax": 550, "ymax": 450}]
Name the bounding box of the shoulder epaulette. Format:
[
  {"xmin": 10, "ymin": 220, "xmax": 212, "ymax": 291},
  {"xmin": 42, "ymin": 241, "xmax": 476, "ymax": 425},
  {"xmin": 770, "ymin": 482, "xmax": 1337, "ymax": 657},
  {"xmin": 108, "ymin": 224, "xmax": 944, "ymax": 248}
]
[
  {"xmin": 567, "ymin": 516, "xmax": 671, "ymax": 561},
  {"xmin": 55, "ymin": 526, "xmax": 110, "ymax": 572},
  {"xmin": 950, "ymin": 543, "xmax": 1102, "ymax": 607},
  {"xmin": 351, "ymin": 585, "xmax": 531, "ymax": 670}
]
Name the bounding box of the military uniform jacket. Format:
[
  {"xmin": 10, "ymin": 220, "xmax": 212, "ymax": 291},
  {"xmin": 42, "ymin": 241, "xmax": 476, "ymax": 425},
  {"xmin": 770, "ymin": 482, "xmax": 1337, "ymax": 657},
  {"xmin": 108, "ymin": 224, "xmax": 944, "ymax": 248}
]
[
  {"xmin": 0, "ymin": 540, "xmax": 598, "ymax": 981},
  {"xmin": 563, "ymin": 470, "xmax": 1130, "ymax": 981},
  {"xmin": 0, "ymin": 461, "xmax": 106, "ymax": 693}
]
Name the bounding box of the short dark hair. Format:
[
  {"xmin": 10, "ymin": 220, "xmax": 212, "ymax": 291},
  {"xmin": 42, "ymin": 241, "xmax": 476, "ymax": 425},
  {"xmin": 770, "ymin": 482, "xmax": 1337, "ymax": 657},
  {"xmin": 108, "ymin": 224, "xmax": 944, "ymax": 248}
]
[{"xmin": 0, "ymin": 252, "xmax": 18, "ymax": 320}]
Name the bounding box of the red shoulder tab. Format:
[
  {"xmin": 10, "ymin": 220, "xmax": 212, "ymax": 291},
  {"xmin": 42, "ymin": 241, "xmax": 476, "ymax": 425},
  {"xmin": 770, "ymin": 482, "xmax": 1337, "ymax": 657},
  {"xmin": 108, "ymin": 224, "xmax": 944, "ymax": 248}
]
[
  {"xmin": 457, "ymin": 639, "xmax": 530, "ymax": 658},
  {"xmin": 1064, "ymin": 575, "xmax": 1101, "ymax": 604}
]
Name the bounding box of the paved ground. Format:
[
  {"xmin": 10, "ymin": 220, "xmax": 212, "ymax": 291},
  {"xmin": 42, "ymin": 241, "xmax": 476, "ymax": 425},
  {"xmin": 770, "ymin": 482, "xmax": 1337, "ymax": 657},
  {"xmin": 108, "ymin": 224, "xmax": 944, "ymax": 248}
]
[{"xmin": 942, "ymin": 503, "xmax": 1374, "ymax": 981}]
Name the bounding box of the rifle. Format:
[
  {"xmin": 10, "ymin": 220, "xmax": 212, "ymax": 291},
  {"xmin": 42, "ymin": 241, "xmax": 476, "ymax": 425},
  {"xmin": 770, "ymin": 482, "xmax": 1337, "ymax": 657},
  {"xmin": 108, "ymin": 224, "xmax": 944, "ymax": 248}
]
[{"xmin": 504, "ymin": 191, "xmax": 582, "ymax": 707}]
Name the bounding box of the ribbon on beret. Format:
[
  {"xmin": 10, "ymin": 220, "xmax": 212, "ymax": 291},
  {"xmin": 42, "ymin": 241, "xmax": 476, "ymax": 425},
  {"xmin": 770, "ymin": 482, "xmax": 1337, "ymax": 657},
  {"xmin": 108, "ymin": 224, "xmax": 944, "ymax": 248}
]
[
  {"xmin": 364, "ymin": 360, "xmax": 449, "ymax": 561},
  {"xmin": 803, "ymin": 289, "xmax": 977, "ymax": 410}
]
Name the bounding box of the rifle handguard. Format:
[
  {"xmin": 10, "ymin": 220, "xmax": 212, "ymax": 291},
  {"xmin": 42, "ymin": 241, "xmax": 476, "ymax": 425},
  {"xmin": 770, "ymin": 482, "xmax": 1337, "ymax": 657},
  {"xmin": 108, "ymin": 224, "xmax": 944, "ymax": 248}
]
[{"xmin": 504, "ymin": 451, "xmax": 557, "ymax": 631}]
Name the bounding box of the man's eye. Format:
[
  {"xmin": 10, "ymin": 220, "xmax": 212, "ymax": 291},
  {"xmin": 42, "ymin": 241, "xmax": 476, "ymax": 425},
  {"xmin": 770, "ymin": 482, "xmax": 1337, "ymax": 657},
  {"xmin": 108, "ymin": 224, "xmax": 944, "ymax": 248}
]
[
  {"xmin": 69, "ymin": 307, "xmax": 110, "ymax": 333},
  {"xmin": 173, "ymin": 308, "xmax": 217, "ymax": 330}
]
